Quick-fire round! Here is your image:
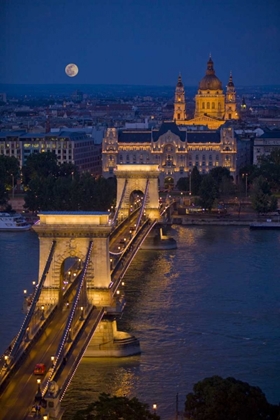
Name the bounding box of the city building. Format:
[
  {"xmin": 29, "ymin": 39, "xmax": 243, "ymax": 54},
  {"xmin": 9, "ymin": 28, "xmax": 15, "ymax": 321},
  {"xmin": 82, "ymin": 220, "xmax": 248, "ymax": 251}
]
[
  {"xmin": 173, "ymin": 56, "xmax": 239, "ymax": 129},
  {"xmin": 102, "ymin": 121, "xmax": 237, "ymax": 188},
  {"xmin": 0, "ymin": 130, "xmax": 102, "ymax": 175},
  {"xmin": 253, "ymin": 129, "xmax": 280, "ymax": 164}
]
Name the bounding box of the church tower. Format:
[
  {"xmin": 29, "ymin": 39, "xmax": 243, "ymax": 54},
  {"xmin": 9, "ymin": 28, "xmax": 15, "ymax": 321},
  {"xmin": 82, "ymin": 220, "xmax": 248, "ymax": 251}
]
[
  {"xmin": 173, "ymin": 74, "xmax": 187, "ymax": 122},
  {"xmin": 194, "ymin": 56, "xmax": 225, "ymax": 120},
  {"xmin": 225, "ymin": 72, "xmax": 238, "ymax": 120}
]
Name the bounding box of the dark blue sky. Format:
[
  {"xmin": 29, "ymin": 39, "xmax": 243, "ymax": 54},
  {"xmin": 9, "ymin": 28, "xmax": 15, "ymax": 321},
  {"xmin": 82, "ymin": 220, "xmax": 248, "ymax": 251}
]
[{"xmin": 1, "ymin": 0, "xmax": 280, "ymax": 86}]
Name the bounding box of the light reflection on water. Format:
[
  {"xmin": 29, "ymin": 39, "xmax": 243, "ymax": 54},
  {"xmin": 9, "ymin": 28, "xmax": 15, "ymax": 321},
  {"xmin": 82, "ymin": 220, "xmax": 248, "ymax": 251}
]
[
  {"xmin": 62, "ymin": 226, "xmax": 280, "ymax": 419},
  {"xmin": 0, "ymin": 227, "xmax": 280, "ymax": 420}
]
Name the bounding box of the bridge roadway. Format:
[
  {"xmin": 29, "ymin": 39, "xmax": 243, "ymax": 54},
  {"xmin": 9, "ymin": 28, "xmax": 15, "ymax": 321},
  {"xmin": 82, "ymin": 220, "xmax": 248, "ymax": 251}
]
[{"xmin": 0, "ymin": 213, "xmax": 157, "ymax": 419}]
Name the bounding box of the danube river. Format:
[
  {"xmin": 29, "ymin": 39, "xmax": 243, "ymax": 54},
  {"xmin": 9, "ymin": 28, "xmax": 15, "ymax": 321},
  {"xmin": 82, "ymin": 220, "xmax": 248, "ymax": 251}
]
[{"xmin": 0, "ymin": 226, "xmax": 280, "ymax": 419}]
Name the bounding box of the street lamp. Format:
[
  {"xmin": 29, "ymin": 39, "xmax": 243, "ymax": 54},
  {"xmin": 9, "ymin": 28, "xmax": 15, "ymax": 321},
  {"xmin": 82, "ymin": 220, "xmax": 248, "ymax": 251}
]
[
  {"xmin": 4, "ymin": 355, "xmax": 9, "ymax": 368},
  {"xmin": 189, "ymin": 170, "xmax": 192, "ymax": 196},
  {"xmin": 152, "ymin": 403, "xmax": 157, "ymax": 415},
  {"xmin": 242, "ymin": 173, "xmax": 248, "ymax": 198},
  {"xmin": 51, "ymin": 356, "xmax": 55, "ymax": 367},
  {"xmin": 11, "ymin": 174, "xmax": 14, "ymax": 199},
  {"xmin": 25, "ymin": 327, "xmax": 30, "ymax": 341},
  {"xmin": 41, "ymin": 305, "xmax": 45, "ymax": 320},
  {"xmin": 80, "ymin": 306, "xmax": 84, "ymax": 320},
  {"xmin": 36, "ymin": 378, "xmax": 42, "ymax": 395}
]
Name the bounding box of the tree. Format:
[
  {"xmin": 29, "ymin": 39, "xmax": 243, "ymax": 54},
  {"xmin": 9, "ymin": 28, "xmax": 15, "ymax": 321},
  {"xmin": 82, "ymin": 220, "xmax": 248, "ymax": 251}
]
[
  {"xmin": 0, "ymin": 155, "xmax": 20, "ymax": 192},
  {"xmin": 250, "ymin": 176, "xmax": 278, "ymax": 214},
  {"xmin": 209, "ymin": 166, "xmax": 235, "ymax": 196},
  {"xmin": 185, "ymin": 376, "xmax": 279, "ymax": 420},
  {"xmin": 198, "ymin": 175, "xmax": 218, "ymax": 210},
  {"xmin": 176, "ymin": 177, "xmax": 188, "ymax": 192},
  {"xmin": 22, "ymin": 151, "xmax": 58, "ymax": 185},
  {"xmin": 72, "ymin": 393, "xmax": 160, "ymax": 420},
  {"xmin": 0, "ymin": 181, "xmax": 8, "ymax": 207},
  {"xmin": 209, "ymin": 166, "xmax": 231, "ymax": 185},
  {"xmin": 24, "ymin": 172, "xmax": 117, "ymax": 213},
  {"xmin": 191, "ymin": 166, "xmax": 202, "ymax": 196}
]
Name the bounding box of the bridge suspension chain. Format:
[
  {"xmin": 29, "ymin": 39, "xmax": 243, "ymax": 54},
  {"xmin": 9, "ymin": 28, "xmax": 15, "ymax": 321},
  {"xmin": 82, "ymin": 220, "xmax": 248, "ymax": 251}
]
[
  {"xmin": 135, "ymin": 179, "xmax": 149, "ymax": 231},
  {"xmin": 112, "ymin": 178, "xmax": 128, "ymax": 225},
  {"xmin": 43, "ymin": 240, "xmax": 93, "ymax": 394}
]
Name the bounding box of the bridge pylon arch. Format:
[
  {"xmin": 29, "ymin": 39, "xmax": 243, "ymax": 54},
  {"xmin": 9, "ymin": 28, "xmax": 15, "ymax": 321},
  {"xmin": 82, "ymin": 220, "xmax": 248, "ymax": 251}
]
[
  {"xmin": 114, "ymin": 164, "xmax": 160, "ymax": 220},
  {"xmin": 33, "ymin": 212, "xmax": 113, "ymax": 308}
]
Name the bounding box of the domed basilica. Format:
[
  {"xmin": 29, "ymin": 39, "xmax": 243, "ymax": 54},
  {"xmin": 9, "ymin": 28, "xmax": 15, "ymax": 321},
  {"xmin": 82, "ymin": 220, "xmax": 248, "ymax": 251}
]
[{"xmin": 173, "ymin": 56, "xmax": 238, "ymax": 129}]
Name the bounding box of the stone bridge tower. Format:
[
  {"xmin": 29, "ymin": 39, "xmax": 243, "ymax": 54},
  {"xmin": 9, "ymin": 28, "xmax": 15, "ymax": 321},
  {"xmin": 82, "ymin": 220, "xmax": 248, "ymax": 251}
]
[
  {"xmin": 114, "ymin": 164, "xmax": 160, "ymax": 220},
  {"xmin": 33, "ymin": 212, "xmax": 112, "ymax": 307}
]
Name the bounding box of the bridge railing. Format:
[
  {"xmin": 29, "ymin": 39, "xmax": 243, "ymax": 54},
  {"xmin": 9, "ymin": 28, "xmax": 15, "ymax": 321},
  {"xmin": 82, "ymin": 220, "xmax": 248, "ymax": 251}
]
[
  {"xmin": 111, "ymin": 218, "xmax": 157, "ymax": 295},
  {"xmin": 57, "ymin": 308, "xmax": 105, "ymax": 402}
]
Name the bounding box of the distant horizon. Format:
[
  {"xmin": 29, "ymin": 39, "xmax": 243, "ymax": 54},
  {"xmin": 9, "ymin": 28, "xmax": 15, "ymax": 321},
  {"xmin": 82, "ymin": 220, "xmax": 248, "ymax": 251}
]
[{"xmin": 1, "ymin": 83, "xmax": 280, "ymax": 88}]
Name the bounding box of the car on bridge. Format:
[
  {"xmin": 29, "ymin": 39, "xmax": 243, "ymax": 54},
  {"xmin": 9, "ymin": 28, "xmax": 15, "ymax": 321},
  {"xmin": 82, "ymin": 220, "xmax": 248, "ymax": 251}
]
[{"xmin": 33, "ymin": 363, "xmax": 46, "ymax": 375}]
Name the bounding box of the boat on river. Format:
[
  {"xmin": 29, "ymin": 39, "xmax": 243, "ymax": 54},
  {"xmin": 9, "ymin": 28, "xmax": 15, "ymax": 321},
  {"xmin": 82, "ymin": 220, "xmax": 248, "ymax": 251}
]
[
  {"xmin": 249, "ymin": 220, "xmax": 280, "ymax": 230},
  {"xmin": 0, "ymin": 213, "xmax": 32, "ymax": 231}
]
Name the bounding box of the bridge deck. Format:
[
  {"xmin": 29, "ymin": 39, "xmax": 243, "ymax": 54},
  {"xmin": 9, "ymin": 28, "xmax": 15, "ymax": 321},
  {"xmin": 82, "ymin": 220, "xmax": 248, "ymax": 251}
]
[{"xmin": 0, "ymin": 202, "xmax": 173, "ymax": 419}]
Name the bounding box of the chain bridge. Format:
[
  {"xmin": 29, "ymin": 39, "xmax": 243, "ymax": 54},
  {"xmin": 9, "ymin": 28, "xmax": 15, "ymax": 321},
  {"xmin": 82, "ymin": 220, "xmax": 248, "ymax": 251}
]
[{"xmin": 0, "ymin": 165, "xmax": 176, "ymax": 420}]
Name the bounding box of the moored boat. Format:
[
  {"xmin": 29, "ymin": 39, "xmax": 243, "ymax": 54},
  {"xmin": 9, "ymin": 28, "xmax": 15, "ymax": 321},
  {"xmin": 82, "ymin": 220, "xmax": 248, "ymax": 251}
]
[
  {"xmin": 249, "ymin": 220, "xmax": 280, "ymax": 230},
  {"xmin": 0, "ymin": 212, "xmax": 32, "ymax": 231}
]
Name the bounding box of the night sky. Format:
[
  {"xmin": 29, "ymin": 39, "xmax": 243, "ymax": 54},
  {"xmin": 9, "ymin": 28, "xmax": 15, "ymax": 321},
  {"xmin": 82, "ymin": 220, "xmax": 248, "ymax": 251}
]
[{"xmin": 1, "ymin": 0, "xmax": 280, "ymax": 86}]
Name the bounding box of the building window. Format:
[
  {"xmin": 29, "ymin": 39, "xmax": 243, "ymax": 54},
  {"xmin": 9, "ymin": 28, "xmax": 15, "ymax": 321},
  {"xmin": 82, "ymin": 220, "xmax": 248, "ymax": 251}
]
[
  {"xmin": 202, "ymin": 102, "xmax": 205, "ymax": 109},
  {"xmin": 212, "ymin": 102, "xmax": 215, "ymax": 109},
  {"xmin": 207, "ymin": 102, "xmax": 210, "ymax": 109},
  {"xmin": 177, "ymin": 113, "xmax": 181, "ymax": 120}
]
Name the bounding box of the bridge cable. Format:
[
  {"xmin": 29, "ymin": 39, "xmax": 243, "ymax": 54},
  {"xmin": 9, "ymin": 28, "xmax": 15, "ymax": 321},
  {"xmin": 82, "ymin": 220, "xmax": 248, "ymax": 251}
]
[
  {"xmin": 112, "ymin": 178, "xmax": 128, "ymax": 225},
  {"xmin": 135, "ymin": 179, "xmax": 149, "ymax": 231},
  {"xmin": 43, "ymin": 240, "xmax": 93, "ymax": 394}
]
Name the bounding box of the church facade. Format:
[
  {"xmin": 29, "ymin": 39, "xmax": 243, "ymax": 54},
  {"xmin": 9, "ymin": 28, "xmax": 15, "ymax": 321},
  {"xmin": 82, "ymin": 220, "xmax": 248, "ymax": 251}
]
[
  {"xmin": 174, "ymin": 56, "xmax": 238, "ymax": 129},
  {"xmin": 102, "ymin": 56, "xmax": 238, "ymax": 189}
]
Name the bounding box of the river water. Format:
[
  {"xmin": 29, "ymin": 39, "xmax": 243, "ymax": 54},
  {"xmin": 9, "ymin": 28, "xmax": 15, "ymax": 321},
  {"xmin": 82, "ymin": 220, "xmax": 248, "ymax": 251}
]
[{"xmin": 0, "ymin": 226, "xmax": 280, "ymax": 419}]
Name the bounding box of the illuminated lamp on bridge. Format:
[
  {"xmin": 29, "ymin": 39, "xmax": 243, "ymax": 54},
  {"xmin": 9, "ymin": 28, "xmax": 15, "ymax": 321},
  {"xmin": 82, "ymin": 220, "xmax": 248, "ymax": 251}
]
[{"xmin": 41, "ymin": 305, "xmax": 45, "ymax": 320}]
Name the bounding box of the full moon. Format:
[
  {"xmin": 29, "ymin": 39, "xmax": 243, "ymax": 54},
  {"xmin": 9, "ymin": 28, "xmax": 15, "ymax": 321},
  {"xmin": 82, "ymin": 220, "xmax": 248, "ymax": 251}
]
[{"xmin": 65, "ymin": 63, "xmax": 79, "ymax": 77}]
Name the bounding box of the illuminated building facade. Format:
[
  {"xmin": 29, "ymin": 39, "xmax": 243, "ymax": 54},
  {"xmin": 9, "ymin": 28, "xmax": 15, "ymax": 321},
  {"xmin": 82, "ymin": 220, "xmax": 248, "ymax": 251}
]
[
  {"xmin": 174, "ymin": 56, "xmax": 239, "ymax": 129},
  {"xmin": 102, "ymin": 122, "xmax": 237, "ymax": 188},
  {"xmin": 0, "ymin": 130, "xmax": 102, "ymax": 175}
]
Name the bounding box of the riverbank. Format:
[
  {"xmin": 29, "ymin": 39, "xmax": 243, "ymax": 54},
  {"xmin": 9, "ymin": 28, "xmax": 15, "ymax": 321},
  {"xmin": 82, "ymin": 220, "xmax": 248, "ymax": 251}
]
[
  {"xmin": 172, "ymin": 216, "xmax": 252, "ymax": 226},
  {"xmin": 171, "ymin": 212, "xmax": 266, "ymax": 226}
]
